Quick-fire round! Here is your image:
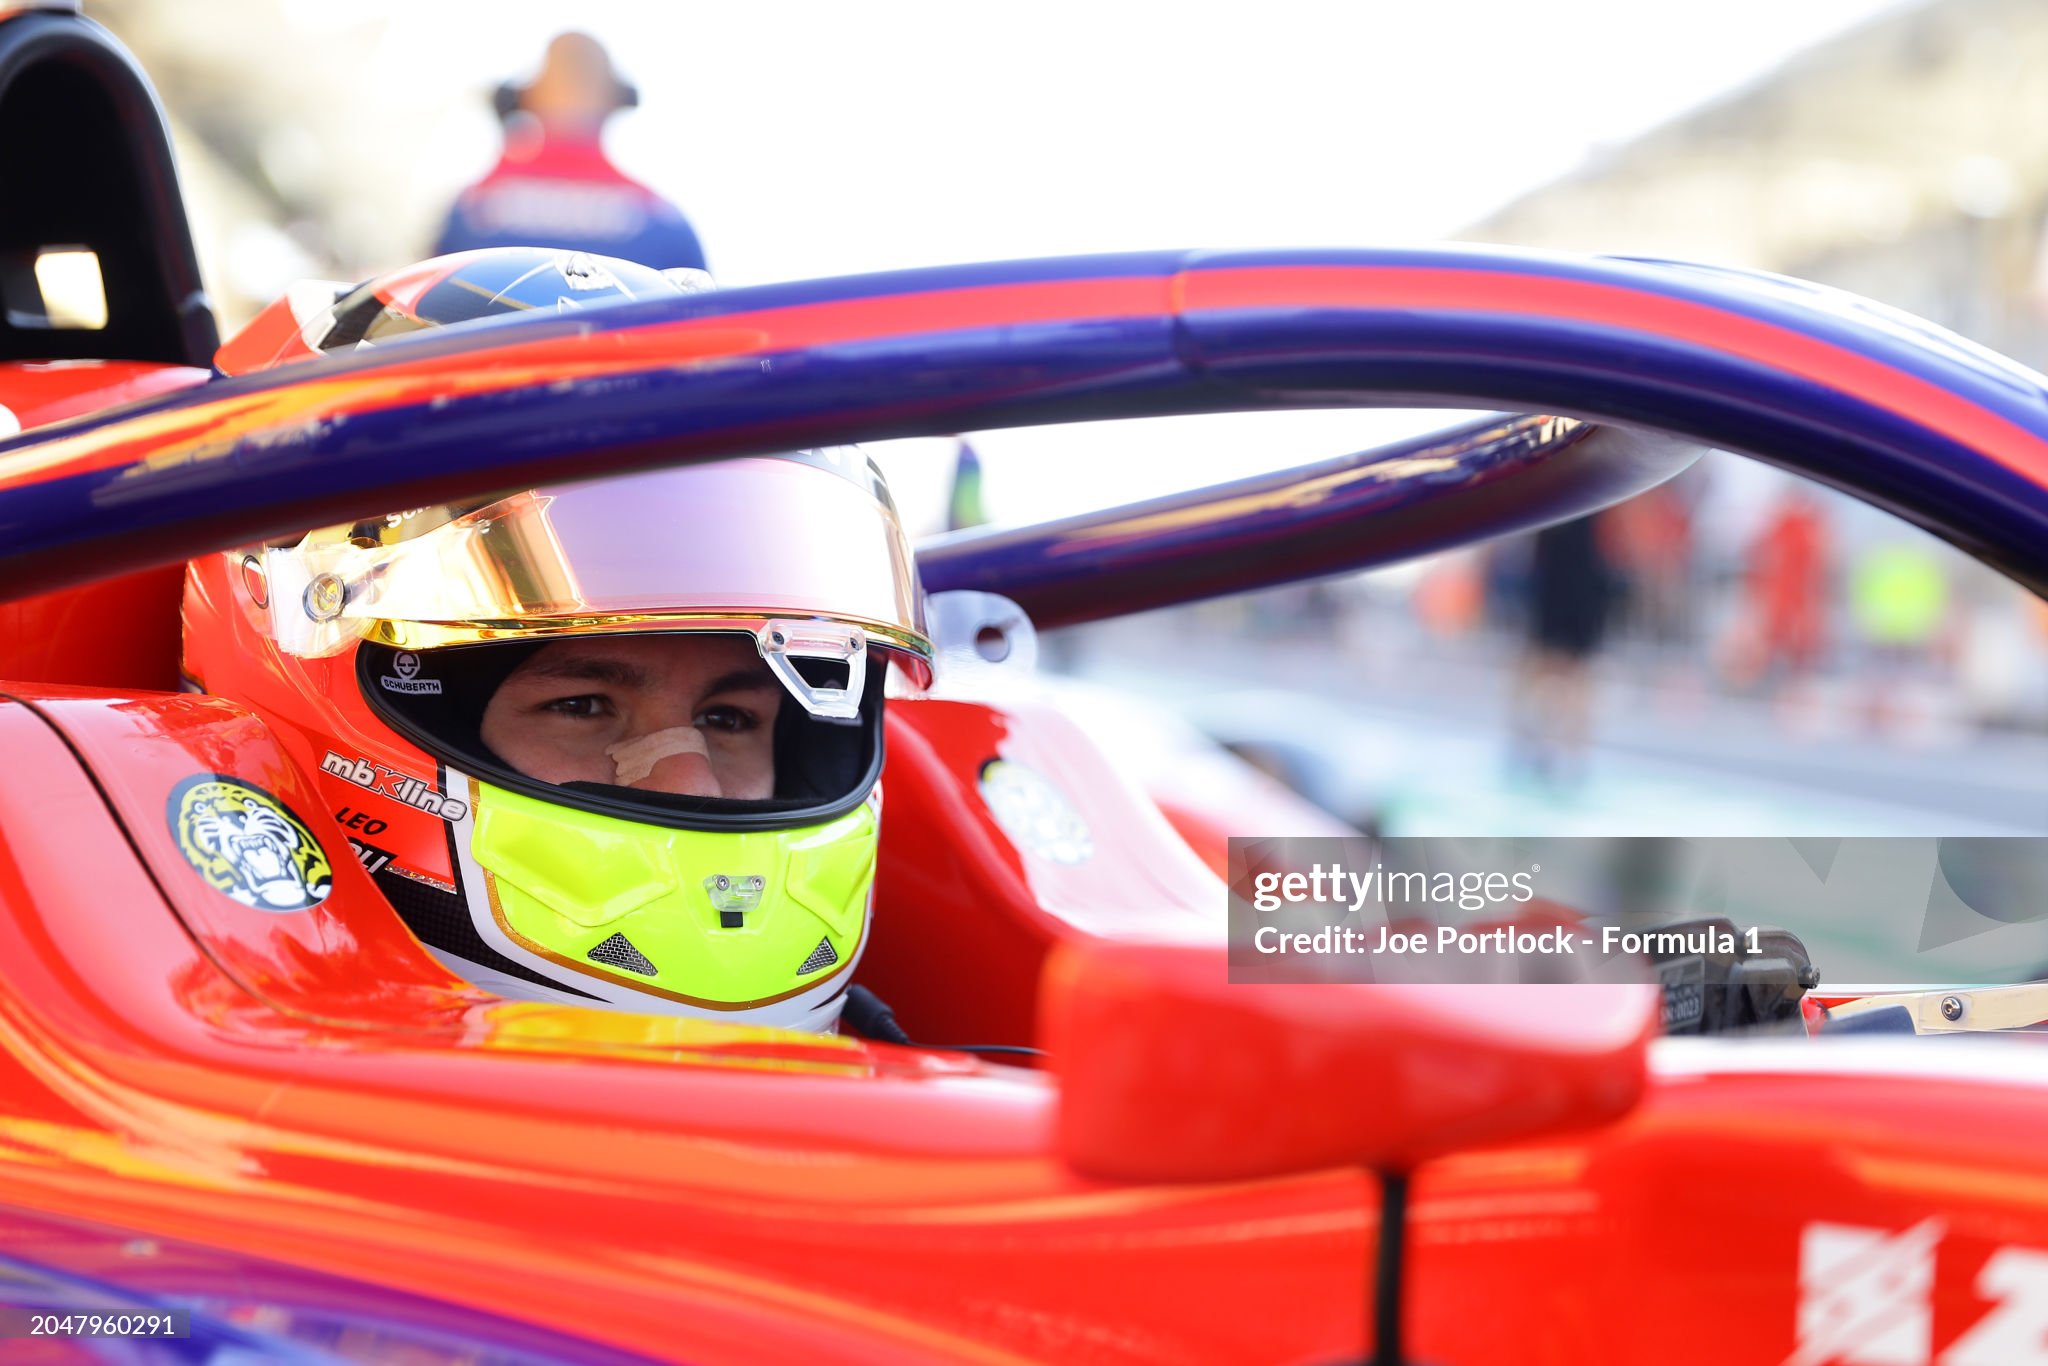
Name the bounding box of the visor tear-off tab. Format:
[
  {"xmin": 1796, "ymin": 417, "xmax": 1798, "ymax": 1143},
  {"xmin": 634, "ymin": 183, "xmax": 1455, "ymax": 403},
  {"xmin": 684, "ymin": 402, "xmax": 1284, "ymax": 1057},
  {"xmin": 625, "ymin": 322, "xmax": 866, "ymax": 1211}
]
[{"xmin": 758, "ymin": 620, "xmax": 866, "ymax": 721}]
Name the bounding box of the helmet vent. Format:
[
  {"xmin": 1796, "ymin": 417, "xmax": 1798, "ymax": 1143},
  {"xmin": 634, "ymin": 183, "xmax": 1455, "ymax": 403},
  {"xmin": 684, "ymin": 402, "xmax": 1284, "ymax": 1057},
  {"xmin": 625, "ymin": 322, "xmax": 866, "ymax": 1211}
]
[
  {"xmin": 588, "ymin": 933, "xmax": 658, "ymax": 977},
  {"xmin": 796, "ymin": 937, "xmax": 839, "ymax": 975}
]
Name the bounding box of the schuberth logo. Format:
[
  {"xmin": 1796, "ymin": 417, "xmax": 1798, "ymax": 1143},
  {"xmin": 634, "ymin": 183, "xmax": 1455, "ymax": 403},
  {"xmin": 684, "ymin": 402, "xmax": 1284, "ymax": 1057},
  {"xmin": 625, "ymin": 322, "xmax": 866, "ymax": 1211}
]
[
  {"xmin": 380, "ymin": 651, "xmax": 441, "ymax": 695},
  {"xmin": 320, "ymin": 751, "xmax": 470, "ymax": 821}
]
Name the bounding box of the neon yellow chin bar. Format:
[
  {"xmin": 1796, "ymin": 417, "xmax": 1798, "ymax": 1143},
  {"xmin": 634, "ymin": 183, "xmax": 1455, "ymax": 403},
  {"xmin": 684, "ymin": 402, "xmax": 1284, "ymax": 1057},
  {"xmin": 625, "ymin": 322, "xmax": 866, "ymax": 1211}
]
[{"xmin": 472, "ymin": 781, "xmax": 875, "ymax": 1010}]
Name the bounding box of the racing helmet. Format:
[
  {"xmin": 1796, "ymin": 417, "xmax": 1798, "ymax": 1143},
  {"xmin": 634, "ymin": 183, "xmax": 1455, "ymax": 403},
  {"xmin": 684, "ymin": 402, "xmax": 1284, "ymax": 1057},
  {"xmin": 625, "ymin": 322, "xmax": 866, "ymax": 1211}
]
[
  {"xmin": 185, "ymin": 251, "xmax": 932, "ymax": 1031},
  {"xmin": 212, "ymin": 245, "xmax": 710, "ymax": 375}
]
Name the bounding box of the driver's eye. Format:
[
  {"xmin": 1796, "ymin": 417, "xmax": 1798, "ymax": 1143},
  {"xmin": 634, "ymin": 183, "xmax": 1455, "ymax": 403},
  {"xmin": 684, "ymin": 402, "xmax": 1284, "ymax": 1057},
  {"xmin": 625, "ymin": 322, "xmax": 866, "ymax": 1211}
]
[
  {"xmin": 542, "ymin": 695, "xmax": 611, "ymax": 719},
  {"xmin": 697, "ymin": 705, "xmax": 756, "ymax": 733}
]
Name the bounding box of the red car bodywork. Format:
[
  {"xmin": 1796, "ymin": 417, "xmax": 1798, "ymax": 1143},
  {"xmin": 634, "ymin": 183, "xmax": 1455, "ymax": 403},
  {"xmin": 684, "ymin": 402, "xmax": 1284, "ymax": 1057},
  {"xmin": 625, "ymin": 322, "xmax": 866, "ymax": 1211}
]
[
  {"xmin": 8, "ymin": 12, "xmax": 2048, "ymax": 1361},
  {"xmin": 7, "ymin": 361, "xmax": 2048, "ymax": 1365}
]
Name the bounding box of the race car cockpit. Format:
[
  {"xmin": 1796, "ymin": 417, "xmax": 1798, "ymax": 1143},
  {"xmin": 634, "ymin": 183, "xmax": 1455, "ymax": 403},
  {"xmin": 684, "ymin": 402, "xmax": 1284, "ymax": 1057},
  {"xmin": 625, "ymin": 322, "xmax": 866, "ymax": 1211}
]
[{"xmin": 0, "ymin": 6, "xmax": 214, "ymax": 369}]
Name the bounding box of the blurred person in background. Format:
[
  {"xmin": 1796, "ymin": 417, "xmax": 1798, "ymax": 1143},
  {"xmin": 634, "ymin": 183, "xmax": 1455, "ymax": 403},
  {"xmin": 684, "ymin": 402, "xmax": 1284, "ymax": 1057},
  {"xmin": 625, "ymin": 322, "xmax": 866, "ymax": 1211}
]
[
  {"xmin": 1850, "ymin": 540, "xmax": 1954, "ymax": 738},
  {"xmin": 1412, "ymin": 551, "xmax": 1487, "ymax": 642},
  {"xmin": 946, "ymin": 438, "xmax": 988, "ymax": 532},
  {"xmin": 1507, "ymin": 513, "xmax": 1621, "ymax": 788},
  {"xmin": 1604, "ymin": 478, "xmax": 1699, "ymax": 658},
  {"xmin": 434, "ymin": 32, "xmax": 707, "ymax": 271},
  {"xmin": 1482, "ymin": 535, "xmax": 1530, "ymax": 633},
  {"xmin": 1950, "ymin": 565, "xmax": 2048, "ymax": 733},
  {"xmin": 1727, "ymin": 483, "xmax": 1830, "ymax": 703}
]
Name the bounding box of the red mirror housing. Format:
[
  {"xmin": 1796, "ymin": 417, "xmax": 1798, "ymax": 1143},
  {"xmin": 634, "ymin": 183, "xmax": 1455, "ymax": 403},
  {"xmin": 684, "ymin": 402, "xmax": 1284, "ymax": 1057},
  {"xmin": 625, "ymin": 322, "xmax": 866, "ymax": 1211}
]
[{"xmin": 1042, "ymin": 941, "xmax": 1658, "ymax": 1182}]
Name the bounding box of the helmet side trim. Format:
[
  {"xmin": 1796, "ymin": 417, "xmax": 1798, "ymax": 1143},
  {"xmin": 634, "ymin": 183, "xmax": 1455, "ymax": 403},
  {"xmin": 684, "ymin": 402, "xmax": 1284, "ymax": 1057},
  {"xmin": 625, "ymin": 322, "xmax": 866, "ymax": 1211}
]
[{"xmin": 368, "ymin": 783, "xmax": 605, "ymax": 1000}]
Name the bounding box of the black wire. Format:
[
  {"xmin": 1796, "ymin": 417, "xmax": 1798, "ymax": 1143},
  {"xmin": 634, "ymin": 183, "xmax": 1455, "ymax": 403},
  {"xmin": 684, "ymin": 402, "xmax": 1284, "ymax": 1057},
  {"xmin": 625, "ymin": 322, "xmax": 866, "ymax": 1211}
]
[
  {"xmin": 842, "ymin": 985, "xmax": 912, "ymax": 1044},
  {"xmin": 841, "ymin": 987, "xmax": 1044, "ymax": 1057}
]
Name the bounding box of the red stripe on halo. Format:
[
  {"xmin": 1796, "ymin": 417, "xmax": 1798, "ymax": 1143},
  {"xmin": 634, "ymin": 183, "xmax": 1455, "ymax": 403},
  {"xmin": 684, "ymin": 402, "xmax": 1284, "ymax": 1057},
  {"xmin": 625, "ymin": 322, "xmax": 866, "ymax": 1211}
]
[
  {"xmin": 1181, "ymin": 265, "xmax": 2048, "ymax": 488},
  {"xmin": 6, "ymin": 265, "xmax": 2046, "ymax": 503},
  {"xmin": 0, "ymin": 277, "xmax": 1177, "ymax": 495}
]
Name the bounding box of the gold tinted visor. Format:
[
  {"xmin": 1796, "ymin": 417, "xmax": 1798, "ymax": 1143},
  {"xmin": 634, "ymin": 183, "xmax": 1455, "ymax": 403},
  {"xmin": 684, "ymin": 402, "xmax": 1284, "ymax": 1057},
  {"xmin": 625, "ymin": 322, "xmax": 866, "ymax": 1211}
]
[{"xmin": 264, "ymin": 456, "xmax": 931, "ymax": 674}]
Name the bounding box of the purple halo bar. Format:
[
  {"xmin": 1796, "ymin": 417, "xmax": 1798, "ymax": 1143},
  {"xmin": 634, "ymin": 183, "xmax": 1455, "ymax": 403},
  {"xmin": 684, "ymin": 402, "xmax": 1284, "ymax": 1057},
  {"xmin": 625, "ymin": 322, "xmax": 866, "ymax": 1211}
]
[
  {"xmin": 915, "ymin": 415, "xmax": 1704, "ymax": 629},
  {"xmin": 3, "ymin": 246, "xmax": 2047, "ymax": 607}
]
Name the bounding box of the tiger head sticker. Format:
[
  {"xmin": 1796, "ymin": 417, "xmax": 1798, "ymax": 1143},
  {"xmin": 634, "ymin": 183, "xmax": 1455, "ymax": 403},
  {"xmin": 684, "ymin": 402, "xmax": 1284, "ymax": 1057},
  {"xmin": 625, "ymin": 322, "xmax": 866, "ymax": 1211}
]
[{"xmin": 169, "ymin": 775, "xmax": 333, "ymax": 912}]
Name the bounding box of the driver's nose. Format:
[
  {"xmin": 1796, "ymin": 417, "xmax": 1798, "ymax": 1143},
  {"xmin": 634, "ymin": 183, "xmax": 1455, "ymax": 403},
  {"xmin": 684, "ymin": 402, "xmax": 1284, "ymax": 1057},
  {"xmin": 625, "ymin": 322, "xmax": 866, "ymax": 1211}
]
[{"xmin": 628, "ymin": 747, "xmax": 723, "ymax": 798}]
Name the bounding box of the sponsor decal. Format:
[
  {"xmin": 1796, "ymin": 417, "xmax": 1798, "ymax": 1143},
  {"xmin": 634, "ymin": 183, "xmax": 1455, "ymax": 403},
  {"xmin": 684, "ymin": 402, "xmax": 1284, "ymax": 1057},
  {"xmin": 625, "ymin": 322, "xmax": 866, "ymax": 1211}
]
[
  {"xmin": 320, "ymin": 751, "xmax": 469, "ymax": 821},
  {"xmin": 167, "ymin": 775, "xmax": 333, "ymax": 912},
  {"xmin": 379, "ymin": 651, "xmax": 442, "ymax": 695},
  {"xmin": 1794, "ymin": 1219, "xmax": 2048, "ymax": 1366},
  {"xmin": 346, "ymin": 836, "xmax": 396, "ymax": 878},
  {"xmin": 335, "ymin": 805, "xmax": 388, "ymax": 837},
  {"xmin": 389, "ymin": 863, "xmax": 457, "ymax": 894},
  {"xmin": 1655, "ymin": 955, "xmax": 1705, "ymax": 1032},
  {"xmin": 1795, "ymin": 1219, "xmax": 1940, "ymax": 1366},
  {"xmin": 470, "ymin": 180, "xmax": 646, "ymax": 239},
  {"xmin": 977, "ymin": 759, "xmax": 1093, "ymax": 864}
]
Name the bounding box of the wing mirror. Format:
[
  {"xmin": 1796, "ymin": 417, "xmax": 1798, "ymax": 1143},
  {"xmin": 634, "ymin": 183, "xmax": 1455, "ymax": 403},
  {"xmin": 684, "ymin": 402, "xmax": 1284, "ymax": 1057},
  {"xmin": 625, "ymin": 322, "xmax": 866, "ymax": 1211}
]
[{"xmin": 1039, "ymin": 941, "xmax": 1659, "ymax": 1364}]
